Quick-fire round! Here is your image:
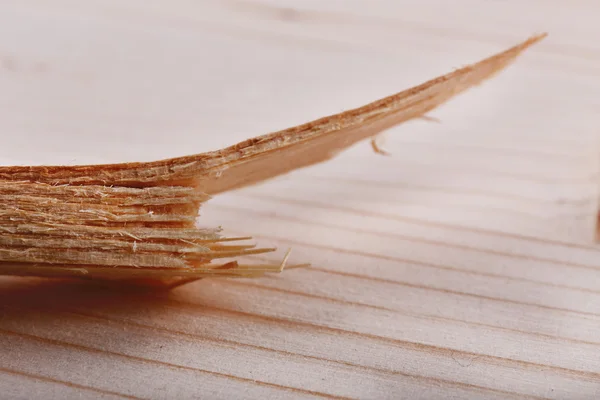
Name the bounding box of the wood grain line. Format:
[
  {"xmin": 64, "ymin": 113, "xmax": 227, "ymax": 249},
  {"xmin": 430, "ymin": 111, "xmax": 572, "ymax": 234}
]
[
  {"xmin": 0, "ymin": 328, "xmax": 344, "ymax": 399},
  {"xmin": 224, "ymin": 278, "xmax": 600, "ymax": 345},
  {"xmin": 0, "ymin": 365, "xmax": 140, "ymax": 399},
  {"xmin": 346, "ymin": 140, "xmax": 593, "ymax": 164},
  {"xmin": 241, "ymin": 190, "xmax": 575, "ymax": 223},
  {"xmin": 241, "ymin": 193, "xmax": 600, "ymax": 250},
  {"xmin": 2, "ymin": 296, "xmax": 573, "ymax": 397},
  {"xmin": 248, "ymin": 259, "xmax": 600, "ymax": 320},
  {"xmin": 240, "ymin": 229, "xmax": 600, "ymax": 297},
  {"xmin": 168, "ymin": 298, "xmax": 600, "ymax": 382},
  {"xmin": 212, "ymin": 203, "xmax": 600, "ymax": 273},
  {"xmin": 329, "ymin": 157, "xmax": 598, "ymax": 185},
  {"xmin": 310, "ymin": 176, "xmax": 595, "ymax": 207},
  {"xmin": 237, "ymin": 228, "xmax": 600, "ymax": 297},
  {"xmin": 21, "ymin": 306, "xmax": 542, "ymax": 400},
  {"xmin": 4, "ymin": 288, "xmax": 579, "ymax": 384}
]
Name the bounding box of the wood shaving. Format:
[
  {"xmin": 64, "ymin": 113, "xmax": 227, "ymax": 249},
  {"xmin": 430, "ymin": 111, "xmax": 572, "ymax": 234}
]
[{"xmin": 0, "ymin": 34, "xmax": 546, "ymax": 286}]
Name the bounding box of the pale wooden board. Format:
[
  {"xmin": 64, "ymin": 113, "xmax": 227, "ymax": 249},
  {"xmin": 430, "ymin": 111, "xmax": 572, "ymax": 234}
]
[{"xmin": 1, "ymin": 1, "xmax": 600, "ymax": 399}]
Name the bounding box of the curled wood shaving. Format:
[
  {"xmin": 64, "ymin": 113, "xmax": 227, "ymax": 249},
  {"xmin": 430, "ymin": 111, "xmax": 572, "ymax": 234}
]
[{"xmin": 0, "ymin": 34, "xmax": 546, "ymax": 286}]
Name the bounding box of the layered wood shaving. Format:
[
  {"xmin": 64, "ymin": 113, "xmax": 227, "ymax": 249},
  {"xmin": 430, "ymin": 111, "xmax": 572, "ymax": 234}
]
[
  {"xmin": 0, "ymin": 34, "xmax": 546, "ymax": 285},
  {"xmin": 0, "ymin": 181, "xmax": 283, "ymax": 283}
]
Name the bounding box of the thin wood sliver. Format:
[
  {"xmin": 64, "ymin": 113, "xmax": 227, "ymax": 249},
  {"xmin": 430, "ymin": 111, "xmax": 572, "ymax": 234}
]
[{"xmin": 0, "ymin": 34, "xmax": 546, "ymax": 282}]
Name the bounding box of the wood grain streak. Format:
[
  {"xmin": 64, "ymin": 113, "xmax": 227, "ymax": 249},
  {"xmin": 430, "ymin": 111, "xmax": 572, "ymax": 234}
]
[
  {"xmin": 211, "ymin": 203, "xmax": 600, "ymax": 271},
  {"xmin": 0, "ymin": 366, "xmax": 139, "ymax": 399},
  {"xmin": 167, "ymin": 298, "xmax": 600, "ymax": 382},
  {"xmin": 231, "ymin": 193, "xmax": 600, "ymax": 251},
  {"xmin": 310, "ymin": 176, "xmax": 595, "ymax": 206},
  {"xmin": 224, "ymin": 279, "xmax": 600, "ymax": 345},
  {"xmin": 223, "ymin": 228, "xmax": 600, "ymax": 296},
  {"xmin": 251, "ymin": 264, "xmax": 600, "ymax": 321},
  {"xmin": 1, "ymin": 304, "xmax": 539, "ymax": 399},
  {"xmin": 0, "ymin": 329, "xmax": 341, "ymax": 399}
]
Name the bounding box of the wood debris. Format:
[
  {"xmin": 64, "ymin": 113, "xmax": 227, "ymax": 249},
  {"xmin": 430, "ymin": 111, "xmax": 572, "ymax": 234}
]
[{"xmin": 0, "ymin": 34, "xmax": 546, "ymax": 285}]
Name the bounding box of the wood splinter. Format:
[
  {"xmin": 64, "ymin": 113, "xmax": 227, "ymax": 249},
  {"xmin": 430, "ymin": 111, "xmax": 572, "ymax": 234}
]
[{"xmin": 0, "ymin": 34, "xmax": 546, "ymax": 288}]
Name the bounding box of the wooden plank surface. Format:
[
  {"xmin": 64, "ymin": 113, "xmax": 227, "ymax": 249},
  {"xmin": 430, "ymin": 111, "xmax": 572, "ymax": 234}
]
[{"xmin": 1, "ymin": 1, "xmax": 600, "ymax": 399}]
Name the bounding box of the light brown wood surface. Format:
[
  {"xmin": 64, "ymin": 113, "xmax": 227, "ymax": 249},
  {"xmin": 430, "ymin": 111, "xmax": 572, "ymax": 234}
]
[{"xmin": 1, "ymin": 1, "xmax": 600, "ymax": 399}]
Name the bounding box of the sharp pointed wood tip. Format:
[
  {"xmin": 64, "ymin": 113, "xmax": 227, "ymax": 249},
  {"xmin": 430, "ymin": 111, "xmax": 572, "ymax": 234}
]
[
  {"xmin": 519, "ymin": 32, "xmax": 548, "ymax": 50},
  {"xmin": 488, "ymin": 33, "xmax": 547, "ymax": 65}
]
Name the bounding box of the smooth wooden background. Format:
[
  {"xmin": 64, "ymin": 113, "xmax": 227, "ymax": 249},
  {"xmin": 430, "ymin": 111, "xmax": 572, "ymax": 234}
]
[{"xmin": 1, "ymin": 1, "xmax": 600, "ymax": 399}]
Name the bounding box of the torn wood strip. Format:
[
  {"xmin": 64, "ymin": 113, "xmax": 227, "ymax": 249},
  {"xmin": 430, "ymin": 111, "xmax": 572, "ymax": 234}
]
[{"xmin": 0, "ymin": 34, "xmax": 546, "ymax": 283}]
